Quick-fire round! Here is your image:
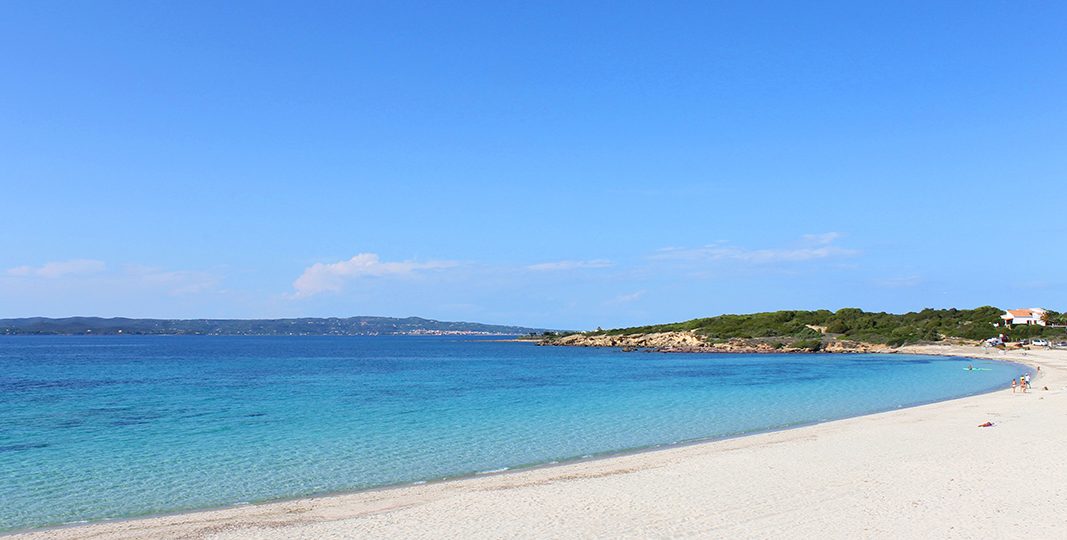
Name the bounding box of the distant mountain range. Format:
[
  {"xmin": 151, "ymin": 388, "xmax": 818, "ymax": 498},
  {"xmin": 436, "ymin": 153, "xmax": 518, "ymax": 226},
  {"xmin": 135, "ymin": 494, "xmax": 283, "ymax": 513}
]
[{"xmin": 0, "ymin": 317, "xmax": 554, "ymax": 336}]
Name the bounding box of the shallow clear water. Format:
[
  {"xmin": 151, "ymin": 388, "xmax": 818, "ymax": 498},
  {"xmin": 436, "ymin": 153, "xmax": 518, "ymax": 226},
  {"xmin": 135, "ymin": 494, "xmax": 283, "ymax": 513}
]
[{"xmin": 0, "ymin": 335, "xmax": 1025, "ymax": 532}]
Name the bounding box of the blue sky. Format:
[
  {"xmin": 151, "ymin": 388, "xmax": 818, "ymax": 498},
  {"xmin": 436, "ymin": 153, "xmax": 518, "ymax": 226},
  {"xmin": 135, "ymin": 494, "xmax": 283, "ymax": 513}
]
[{"xmin": 2, "ymin": 1, "xmax": 1065, "ymax": 329}]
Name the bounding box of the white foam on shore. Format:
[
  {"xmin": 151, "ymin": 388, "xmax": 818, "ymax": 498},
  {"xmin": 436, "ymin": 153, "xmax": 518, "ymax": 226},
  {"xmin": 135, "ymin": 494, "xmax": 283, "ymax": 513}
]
[{"xmin": 476, "ymin": 468, "xmax": 510, "ymax": 475}]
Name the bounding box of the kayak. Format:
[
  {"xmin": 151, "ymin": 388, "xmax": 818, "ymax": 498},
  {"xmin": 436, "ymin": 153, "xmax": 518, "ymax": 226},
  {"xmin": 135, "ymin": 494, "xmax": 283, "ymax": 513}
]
[{"xmin": 963, "ymin": 368, "xmax": 992, "ymax": 371}]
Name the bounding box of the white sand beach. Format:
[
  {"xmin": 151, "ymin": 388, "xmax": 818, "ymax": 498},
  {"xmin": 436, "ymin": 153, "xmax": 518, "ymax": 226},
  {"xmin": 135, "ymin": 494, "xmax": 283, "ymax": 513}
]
[{"xmin": 11, "ymin": 346, "xmax": 1066, "ymax": 540}]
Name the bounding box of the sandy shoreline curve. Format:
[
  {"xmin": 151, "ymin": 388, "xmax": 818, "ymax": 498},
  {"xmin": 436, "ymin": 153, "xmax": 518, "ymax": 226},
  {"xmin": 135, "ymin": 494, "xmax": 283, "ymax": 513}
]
[{"xmin": 8, "ymin": 345, "xmax": 1065, "ymax": 539}]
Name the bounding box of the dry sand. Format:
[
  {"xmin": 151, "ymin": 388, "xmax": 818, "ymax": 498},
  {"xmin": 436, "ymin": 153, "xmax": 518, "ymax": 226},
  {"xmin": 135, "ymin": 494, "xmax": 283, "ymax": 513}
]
[{"xmin": 10, "ymin": 346, "xmax": 1067, "ymax": 539}]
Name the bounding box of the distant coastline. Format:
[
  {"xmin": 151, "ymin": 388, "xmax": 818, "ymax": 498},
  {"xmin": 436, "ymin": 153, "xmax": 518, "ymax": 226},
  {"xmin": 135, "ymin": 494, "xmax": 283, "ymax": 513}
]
[{"xmin": 0, "ymin": 316, "xmax": 555, "ymax": 337}]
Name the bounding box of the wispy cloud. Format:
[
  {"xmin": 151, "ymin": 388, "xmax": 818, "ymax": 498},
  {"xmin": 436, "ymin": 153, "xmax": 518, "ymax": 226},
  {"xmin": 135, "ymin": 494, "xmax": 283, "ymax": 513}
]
[
  {"xmin": 873, "ymin": 275, "xmax": 923, "ymax": 288},
  {"xmin": 291, "ymin": 253, "xmax": 458, "ymax": 298},
  {"xmin": 608, "ymin": 290, "xmax": 646, "ymax": 304},
  {"xmin": 7, "ymin": 259, "xmax": 106, "ymax": 278},
  {"xmin": 526, "ymin": 259, "xmax": 613, "ymax": 271},
  {"xmin": 652, "ymin": 233, "xmax": 857, "ymax": 264},
  {"xmin": 800, "ymin": 232, "xmax": 841, "ymax": 245},
  {"xmin": 124, "ymin": 265, "xmax": 221, "ymax": 295},
  {"xmin": 4, "ymin": 259, "xmax": 222, "ymax": 298}
]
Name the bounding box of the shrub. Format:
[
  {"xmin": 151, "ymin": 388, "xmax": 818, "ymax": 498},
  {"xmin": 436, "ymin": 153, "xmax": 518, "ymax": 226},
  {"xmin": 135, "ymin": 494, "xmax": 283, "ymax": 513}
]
[
  {"xmin": 597, "ymin": 306, "xmax": 1033, "ymax": 345},
  {"xmin": 791, "ymin": 339, "xmax": 822, "ymax": 351}
]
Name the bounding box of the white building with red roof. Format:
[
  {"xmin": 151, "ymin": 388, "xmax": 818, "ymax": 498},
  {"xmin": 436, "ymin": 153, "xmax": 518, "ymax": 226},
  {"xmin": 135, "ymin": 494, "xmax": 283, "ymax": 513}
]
[{"xmin": 1000, "ymin": 308, "xmax": 1048, "ymax": 326}]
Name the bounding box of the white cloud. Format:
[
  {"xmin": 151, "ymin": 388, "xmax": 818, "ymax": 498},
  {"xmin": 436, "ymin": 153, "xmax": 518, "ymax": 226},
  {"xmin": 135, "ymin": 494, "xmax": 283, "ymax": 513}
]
[
  {"xmin": 526, "ymin": 259, "xmax": 613, "ymax": 271},
  {"xmin": 653, "ymin": 233, "xmax": 857, "ymax": 264},
  {"xmin": 7, "ymin": 259, "xmax": 106, "ymax": 278},
  {"xmin": 291, "ymin": 253, "xmax": 457, "ymax": 298}
]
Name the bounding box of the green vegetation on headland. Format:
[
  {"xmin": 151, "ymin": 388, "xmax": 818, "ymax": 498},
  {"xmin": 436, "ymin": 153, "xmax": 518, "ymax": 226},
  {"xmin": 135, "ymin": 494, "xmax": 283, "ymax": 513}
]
[
  {"xmin": 585, "ymin": 306, "xmax": 1067, "ymax": 348},
  {"xmin": 0, "ymin": 316, "xmax": 552, "ymax": 336}
]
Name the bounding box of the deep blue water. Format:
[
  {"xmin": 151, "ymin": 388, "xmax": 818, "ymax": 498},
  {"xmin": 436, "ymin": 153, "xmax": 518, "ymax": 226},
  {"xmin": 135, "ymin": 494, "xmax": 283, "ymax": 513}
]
[{"xmin": 0, "ymin": 336, "xmax": 1025, "ymax": 532}]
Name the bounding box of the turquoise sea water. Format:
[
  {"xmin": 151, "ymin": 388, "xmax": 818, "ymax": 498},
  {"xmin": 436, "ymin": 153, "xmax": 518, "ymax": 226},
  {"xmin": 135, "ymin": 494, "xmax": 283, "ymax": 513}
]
[{"xmin": 0, "ymin": 336, "xmax": 1026, "ymax": 532}]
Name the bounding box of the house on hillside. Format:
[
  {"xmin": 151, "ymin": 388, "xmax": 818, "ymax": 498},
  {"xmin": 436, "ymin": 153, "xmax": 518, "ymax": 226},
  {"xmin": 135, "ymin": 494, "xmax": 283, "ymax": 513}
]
[{"xmin": 1000, "ymin": 308, "xmax": 1048, "ymax": 327}]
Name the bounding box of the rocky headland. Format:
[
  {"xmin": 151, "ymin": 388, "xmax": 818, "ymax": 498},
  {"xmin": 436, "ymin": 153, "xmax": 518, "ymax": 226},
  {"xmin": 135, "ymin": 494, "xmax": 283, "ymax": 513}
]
[{"xmin": 538, "ymin": 331, "xmax": 909, "ymax": 354}]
